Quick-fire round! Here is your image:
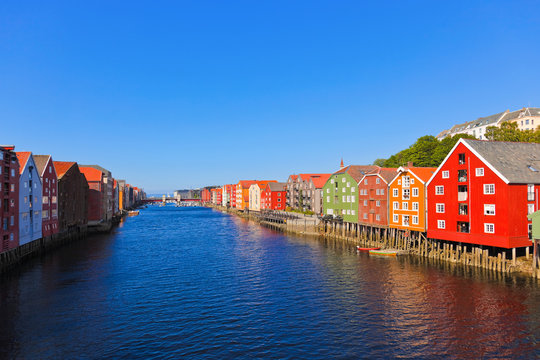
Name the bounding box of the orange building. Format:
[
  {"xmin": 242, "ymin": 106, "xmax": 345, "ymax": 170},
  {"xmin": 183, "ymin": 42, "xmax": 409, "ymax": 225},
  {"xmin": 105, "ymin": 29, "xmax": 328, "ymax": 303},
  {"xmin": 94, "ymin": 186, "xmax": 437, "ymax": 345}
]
[
  {"xmin": 388, "ymin": 165, "xmax": 436, "ymax": 232},
  {"xmin": 236, "ymin": 180, "xmax": 257, "ymax": 210}
]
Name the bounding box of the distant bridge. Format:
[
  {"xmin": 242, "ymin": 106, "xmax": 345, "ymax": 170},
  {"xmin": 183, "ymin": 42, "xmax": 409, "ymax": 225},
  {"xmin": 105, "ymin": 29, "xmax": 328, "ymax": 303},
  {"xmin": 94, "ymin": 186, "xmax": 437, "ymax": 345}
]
[{"xmin": 142, "ymin": 198, "xmax": 201, "ymax": 203}]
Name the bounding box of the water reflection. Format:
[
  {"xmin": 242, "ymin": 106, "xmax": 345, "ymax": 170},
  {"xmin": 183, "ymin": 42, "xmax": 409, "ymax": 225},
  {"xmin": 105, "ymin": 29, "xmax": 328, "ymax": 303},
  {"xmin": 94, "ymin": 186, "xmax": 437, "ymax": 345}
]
[{"xmin": 0, "ymin": 206, "xmax": 539, "ymax": 359}]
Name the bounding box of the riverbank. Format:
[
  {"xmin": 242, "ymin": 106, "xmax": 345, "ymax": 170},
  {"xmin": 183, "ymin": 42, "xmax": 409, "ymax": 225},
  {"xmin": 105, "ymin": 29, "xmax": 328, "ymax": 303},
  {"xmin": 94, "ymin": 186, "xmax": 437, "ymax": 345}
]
[{"xmin": 207, "ymin": 204, "xmax": 539, "ymax": 279}]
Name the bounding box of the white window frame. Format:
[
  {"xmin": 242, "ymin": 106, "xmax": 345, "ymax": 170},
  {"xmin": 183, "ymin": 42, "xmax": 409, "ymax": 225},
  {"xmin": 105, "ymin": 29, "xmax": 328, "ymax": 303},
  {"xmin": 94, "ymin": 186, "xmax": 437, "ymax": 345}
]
[
  {"xmin": 436, "ymin": 203, "xmax": 445, "ymax": 213},
  {"xmin": 528, "ymin": 204, "xmax": 535, "ymax": 215},
  {"xmin": 442, "ymin": 170, "xmax": 449, "ymax": 179},
  {"xmin": 484, "ymin": 223, "xmax": 494, "ymax": 233},
  {"xmin": 435, "ymin": 186, "xmax": 444, "ymax": 195},
  {"xmin": 412, "ymin": 215, "xmax": 419, "ymax": 225},
  {"xmin": 393, "ymin": 201, "xmax": 399, "ymax": 210},
  {"xmin": 412, "ymin": 188, "xmax": 419, "ymax": 197},
  {"xmin": 393, "ymin": 188, "xmax": 398, "ymax": 197},
  {"xmin": 483, "ymin": 184, "xmax": 495, "ymax": 195},
  {"xmin": 402, "ymin": 202, "xmax": 408, "ymax": 210},
  {"xmin": 437, "ymin": 220, "xmax": 445, "ymax": 229},
  {"xmin": 476, "ymin": 168, "xmax": 484, "ymax": 177},
  {"xmin": 393, "ymin": 214, "xmax": 399, "ymax": 223},
  {"xmin": 484, "ymin": 204, "xmax": 495, "ymax": 215},
  {"xmin": 412, "ymin": 202, "xmax": 419, "ymax": 211}
]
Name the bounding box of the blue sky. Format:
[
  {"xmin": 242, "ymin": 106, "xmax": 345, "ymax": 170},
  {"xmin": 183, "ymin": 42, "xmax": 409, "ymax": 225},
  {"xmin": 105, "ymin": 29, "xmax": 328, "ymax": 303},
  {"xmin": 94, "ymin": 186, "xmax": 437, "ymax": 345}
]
[{"xmin": 2, "ymin": 1, "xmax": 539, "ymax": 193}]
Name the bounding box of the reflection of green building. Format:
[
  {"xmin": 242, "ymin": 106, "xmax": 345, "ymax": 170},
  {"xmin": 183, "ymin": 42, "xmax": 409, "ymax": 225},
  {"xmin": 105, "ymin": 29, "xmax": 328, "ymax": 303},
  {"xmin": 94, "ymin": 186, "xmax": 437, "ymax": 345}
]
[{"xmin": 322, "ymin": 165, "xmax": 378, "ymax": 223}]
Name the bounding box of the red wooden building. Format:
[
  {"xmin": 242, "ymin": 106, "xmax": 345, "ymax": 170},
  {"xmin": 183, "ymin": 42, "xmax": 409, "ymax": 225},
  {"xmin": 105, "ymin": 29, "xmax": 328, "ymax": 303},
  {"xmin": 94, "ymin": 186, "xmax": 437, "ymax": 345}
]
[
  {"xmin": 261, "ymin": 182, "xmax": 287, "ymax": 210},
  {"xmin": 357, "ymin": 167, "xmax": 397, "ymax": 226},
  {"xmin": 0, "ymin": 145, "xmax": 19, "ymax": 253},
  {"xmin": 231, "ymin": 184, "xmax": 237, "ymax": 208},
  {"xmin": 427, "ymin": 139, "xmax": 540, "ymax": 249},
  {"xmin": 211, "ymin": 188, "xmax": 222, "ymax": 205},
  {"xmin": 79, "ymin": 166, "xmax": 104, "ymax": 224},
  {"xmin": 201, "ymin": 187, "xmax": 212, "ymax": 203},
  {"xmin": 34, "ymin": 155, "xmax": 59, "ymax": 237}
]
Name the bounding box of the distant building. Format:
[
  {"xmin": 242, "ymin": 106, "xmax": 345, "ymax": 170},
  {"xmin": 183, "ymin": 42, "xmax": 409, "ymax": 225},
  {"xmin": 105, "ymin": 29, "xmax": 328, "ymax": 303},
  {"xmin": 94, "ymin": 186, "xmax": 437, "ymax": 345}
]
[
  {"xmin": 286, "ymin": 173, "xmax": 331, "ymax": 213},
  {"xmin": 248, "ymin": 181, "xmax": 277, "ymax": 211},
  {"xmin": 357, "ymin": 167, "xmax": 397, "ymax": 226},
  {"xmin": 16, "ymin": 152, "xmax": 43, "ymax": 246},
  {"xmin": 34, "ymin": 155, "xmax": 59, "ymax": 237},
  {"xmin": 53, "ymin": 161, "xmax": 89, "ymax": 231},
  {"xmin": 79, "ymin": 167, "xmax": 105, "ymax": 225},
  {"xmin": 261, "ymin": 182, "xmax": 287, "ymax": 211},
  {"xmin": 0, "ymin": 145, "xmax": 19, "ymax": 253},
  {"xmin": 436, "ymin": 107, "xmax": 540, "ymax": 140},
  {"xmin": 79, "ymin": 165, "xmax": 113, "ymax": 221}
]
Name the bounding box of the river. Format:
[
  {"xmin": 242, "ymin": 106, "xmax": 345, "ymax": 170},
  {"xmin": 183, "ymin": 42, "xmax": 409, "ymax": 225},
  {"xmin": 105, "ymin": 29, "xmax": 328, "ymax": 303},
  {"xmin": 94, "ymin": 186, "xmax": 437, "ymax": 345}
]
[{"xmin": 1, "ymin": 206, "xmax": 539, "ymax": 359}]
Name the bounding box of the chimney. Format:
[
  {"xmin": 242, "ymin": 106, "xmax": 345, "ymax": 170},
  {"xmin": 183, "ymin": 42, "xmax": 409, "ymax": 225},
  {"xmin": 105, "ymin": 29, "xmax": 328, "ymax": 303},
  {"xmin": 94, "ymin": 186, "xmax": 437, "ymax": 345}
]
[
  {"xmin": 407, "ymin": 161, "xmax": 413, "ymax": 168},
  {"xmin": 340, "ymin": 158, "xmax": 344, "ymax": 170}
]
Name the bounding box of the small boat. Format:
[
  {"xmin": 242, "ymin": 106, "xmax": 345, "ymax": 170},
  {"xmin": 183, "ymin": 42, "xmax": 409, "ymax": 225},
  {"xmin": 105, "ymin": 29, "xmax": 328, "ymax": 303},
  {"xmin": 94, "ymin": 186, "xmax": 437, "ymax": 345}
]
[
  {"xmin": 369, "ymin": 249, "xmax": 402, "ymax": 257},
  {"xmin": 357, "ymin": 246, "xmax": 381, "ymax": 251},
  {"xmin": 128, "ymin": 210, "xmax": 139, "ymax": 216}
]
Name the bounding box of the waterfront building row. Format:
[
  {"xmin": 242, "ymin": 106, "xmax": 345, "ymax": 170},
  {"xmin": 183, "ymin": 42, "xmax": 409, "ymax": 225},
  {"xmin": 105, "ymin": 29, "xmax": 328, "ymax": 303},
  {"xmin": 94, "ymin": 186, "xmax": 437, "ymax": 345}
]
[
  {"xmin": 203, "ymin": 138, "xmax": 540, "ymax": 252},
  {"xmin": 0, "ymin": 145, "xmax": 145, "ymax": 255}
]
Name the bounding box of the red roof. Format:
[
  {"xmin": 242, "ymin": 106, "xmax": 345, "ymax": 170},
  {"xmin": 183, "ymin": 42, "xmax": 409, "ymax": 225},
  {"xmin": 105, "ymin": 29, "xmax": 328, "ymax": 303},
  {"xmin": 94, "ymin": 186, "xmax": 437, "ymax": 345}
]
[
  {"xmin": 79, "ymin": 166, "xmax": 103, "ymax": 182},
  {"xmin": 288, "ymin": 175, "xmax": 298, "ymax": 181},
  {"xmin": 310, "ymin": 174, "xmax": 332, "ymax": 188},
  {"xmin": 238, "ymin": 180, "xmax": 257, "ymax": 188},
  {"xmin": 53, "ymin": 161, "xmax": 76, "ymax": 179},
  {"xmin": 15, "ymin": 152, "xmax": 31, "ymax": 173}
]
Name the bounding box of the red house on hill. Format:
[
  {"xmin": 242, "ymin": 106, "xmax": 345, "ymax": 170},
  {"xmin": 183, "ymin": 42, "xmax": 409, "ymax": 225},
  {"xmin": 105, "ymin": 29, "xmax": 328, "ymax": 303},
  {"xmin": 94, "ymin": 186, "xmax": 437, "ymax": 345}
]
[
  {"xmin": 79, "ymin": 166, "xmax": 104, "ymax": 224},
  {"xmin": 261, "ymin": 182, "xmax": 287, "ymax": 210},
  {"xmin": 427, "ymin": 139, "xmax": 540, "ymax": 249}
]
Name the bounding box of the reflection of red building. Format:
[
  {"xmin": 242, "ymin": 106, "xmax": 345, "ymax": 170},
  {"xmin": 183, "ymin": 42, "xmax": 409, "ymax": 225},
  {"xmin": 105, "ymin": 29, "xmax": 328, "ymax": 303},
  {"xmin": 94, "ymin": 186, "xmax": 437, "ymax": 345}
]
[
  {"xmin": 358, "ymin": 167, "xmax": 397, "ymax": 226},
  {"xmin": 261, "ymin": 182, "xmax": 287, "ymax": 210},
  {"xmin": 34, "ymin": 155, "xmax": 60, "ymax": 237},
  {"xmin": 0, "ymin": 145, "xmax": 20, "ymax": 253},
  {"xmin": 427, "ymin": 139, "xmax": 539, "ymax": 249}
]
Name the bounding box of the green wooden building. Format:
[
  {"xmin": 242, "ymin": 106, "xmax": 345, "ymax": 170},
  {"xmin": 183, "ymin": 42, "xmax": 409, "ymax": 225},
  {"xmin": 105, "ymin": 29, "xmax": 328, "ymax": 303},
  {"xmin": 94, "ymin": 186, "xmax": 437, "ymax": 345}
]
[{"xmin": 322, "ymin": 165, "xmax": 379, "ymax": 223}]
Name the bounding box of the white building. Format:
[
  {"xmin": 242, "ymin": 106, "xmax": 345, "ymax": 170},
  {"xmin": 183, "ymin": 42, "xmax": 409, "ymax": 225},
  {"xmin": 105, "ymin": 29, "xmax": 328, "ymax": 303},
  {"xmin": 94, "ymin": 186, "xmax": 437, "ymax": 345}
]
[{"xmin": 16, "ymin": 152, "xmax": 43, "ymax": 246}]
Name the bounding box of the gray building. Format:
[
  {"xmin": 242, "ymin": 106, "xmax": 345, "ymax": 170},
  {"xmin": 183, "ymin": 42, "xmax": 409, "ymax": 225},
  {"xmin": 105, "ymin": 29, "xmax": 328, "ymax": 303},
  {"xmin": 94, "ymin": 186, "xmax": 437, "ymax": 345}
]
[{"xmin": 286, "ymin": 173, "xmax": 331, "ymax": 214}]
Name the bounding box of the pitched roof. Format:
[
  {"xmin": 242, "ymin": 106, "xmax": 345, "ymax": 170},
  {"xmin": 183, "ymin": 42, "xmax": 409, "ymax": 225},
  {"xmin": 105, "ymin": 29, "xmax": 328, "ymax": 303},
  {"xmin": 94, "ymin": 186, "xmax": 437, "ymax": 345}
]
[
  {"xmin": 79, "ymin": 166, "xmax": 104, "ymax": 182},
  {"xmin": 238, "ymin": 180, "xmax": 257, "ymax": 187},
  {"xmin": 333, "ymin": 165, "xmax": 380, "ymax": 182},
  {"xmin": 254, "ymin": 180, "xmax": 277, "ymax": 189},
  {"xmin": 33, "ymin": 155, "xmax": 52, "ymax": 176},
  {"xmin": 405, "ymin": 167, "xmax": 437, "ymax": 183},
  {"xmin": 463, "ymin": 139, "xmax": 540, "ymax": 183},
  {"xmin": 364, "ymin": 167, "xmax": 398, "ymax": 184},
  {"xmin": 288, "ymin": 175, "xmax": 298, "ymax": 181},
  {"xmin": 15, "ymin": 152, "xmax": 31, "ymax": 173},
  {"xmin": 310, "ymin": 174, "xmax": 331, "ymax": 188},
  {"xmin": 266, "ymin": 182, "xmax": 286, "ymax": 192},
  {"xmin": 78, "ymin": 164, "xmax": 111, "ymax": 176},
  {"xmin": 53, "ymin": 161, "xmax": 76, "ymax": 179}
]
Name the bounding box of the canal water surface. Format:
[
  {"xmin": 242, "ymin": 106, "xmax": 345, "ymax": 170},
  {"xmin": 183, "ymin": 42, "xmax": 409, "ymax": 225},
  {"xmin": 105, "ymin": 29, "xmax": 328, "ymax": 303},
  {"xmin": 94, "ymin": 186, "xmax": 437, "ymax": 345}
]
[{"xmin": 1, "ymin": 206, "xmax": 540, "ymax": 359}]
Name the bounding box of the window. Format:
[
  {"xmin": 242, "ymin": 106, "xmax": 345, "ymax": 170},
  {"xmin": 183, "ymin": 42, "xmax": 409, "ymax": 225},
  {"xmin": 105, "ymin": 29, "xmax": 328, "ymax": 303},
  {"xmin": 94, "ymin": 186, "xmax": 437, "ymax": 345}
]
[
  {"xmin": 24, "ymin": 196, "xmax": 28, "ymax": 204},
  {"xmin": 484, "ymin": 204, "xmax": 495, "ymax": 215},
  {"xmin": 393, "ymin": 189, "xmax": 398, "ymax": 197},
  {"xmin": 326, "ymin": 196, "xmax": 330, "ymax": 202},
  {"xmin": 351, "ymin": 195, "xmax": 355, "ymax": 202},
  {"xmin": 528, "ymin": 204, "xmax": 535, "ymax": 215},
  {"xmin": 438, "ymin": 220, "xmax": 445, "ymax": 229},
  {"xmin": 403, "ymin": 215, "xmax": 410, "ymax": 226},
  {"xmin": 402, "ymin": 202, "xmax": 408, "ymax": 210},
  {"xmin": 458, "ymin": 153, "xmax": 466, "ymax": 164},
  {"xmin": 412, "ymin": 188, "xmax": 419, "ymax": 197},
  {"xmin": 483, "ymin": 184, "xmax": 495, "ymax": 194},
  {"xmin": 363, "ymin": 200, "xmax": 367, "ymax": 206},
  {"xmin": 52, "ymin": 196, "xmax": 57, "ymax": 204},
  {"xmin": 342, "ymin": 195, "xmax": 346, "ymax": 202},
  {"xmin": 436, "ymin": 203, "xmax": 445, "ymax": 213},
  {"xmin": 342, "ymin": 209, "xmax": 346, "ymax": 215},
  {"xmin": 458, "ymin": 169, "xmax": 467, "ymax": 182},
  {"xmin": 347, "ymin": 195, "xmax": 351, "ymax": 202},
  {"xmin": 11, "ymin": 169, "xmax": 14, "ymax": 177},
  {"xmin": 326, "ymin": 188, "xmax": 330, "ymax": 193},
  {"xmin": 363, "ymin": 213, "xmax": 368, "ymax": 219},
  {"xmin": 459, "ymin": 203, "xmax": 468, "ymax": 215},
  {"xmin": 412, "ymin": 202, "xmax": 419, "ymax": 210},
  {"xmin": 331, "ymin": 179, "xmax": 334, "ymax": 184},
  {"xmin": 435, "ymin": 186, "xmax": 444, "ymax": 195},
  {"xmin": 376, "ymin": 214, "xmax": 380, "ymax": 221},
  {"xmin": 376, "ymin": 178, "xmax": 380, "ymax": 184},
  {"xmin": 393, "ymin": 214, "xmax": 399, "ymax": 223},
  {"xmin": 412, "ymin": 216, "xmax": 419, "ymax": 225},
  {"xmin": 342, "ymin": 178, "xmax": 346, "ymax": 183},
  {"xmin": 398, "ymin": 179, "xmax": 401, "ymax": 185},
  {"xmin": 364, "ymin": 179, "xmax": 368, "ymax": 185},
  {"xmin": 484, "ymin": 223, "xmax": 494, "ymax": 233},
  {"xmin": 442, "ymin": 170, "xmax": 449, "ymax": 179},
  {"xmin": 476, "ymin": 168, "xmax": 484, "ymax": 176},
  {"xmin": 10, "ymin": 216, "xmax": 14, "ymax": 226},
  {"xmin": 347, "ymin": 210, "xmax": 351, "ymax": 215},
  {"xmin": 376, "ymin": 200, "xmax": 380, "ymax": 207},
  {"xmin": 43, "ymin": 210, "xmax": 49, "ymax": 219},
  {"xmin": 380, "ymin": 189, "xmax": 384, "ymax": 195},
  {"xmin": 342, "ymin": 188, "xmax": 345, "ymax": 193},
  {"xmin": 351, "ymin": 187, "xmax": 355, "ymax": 193},
  {"xmin": 49, "ymin": 166, "xmax": 52, "ymax": 173},
  {"xmin": 393, "ymin": 201, "xmax": 399, "ymax": 210},
  {"xmin": 43, "ymin": 196, "xmax": 49, "ymax": 204},
  {"xmin": 402, "ymin": 189, "xmax": 410, "ymax": 199},
  {"xmin": 351, "ymin": 210, "xmax": 355, "ymax": 215},
  {"xmin": 403, "ymin": 176, "xmax": 410, "ymax": 187},
  {"xmin": 347, "ymin": 182, "xmax": 350, "ymax": 187},
  {"xmin": 528, "ymin": 184, "xmax": 535, "ymax": 201}
]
